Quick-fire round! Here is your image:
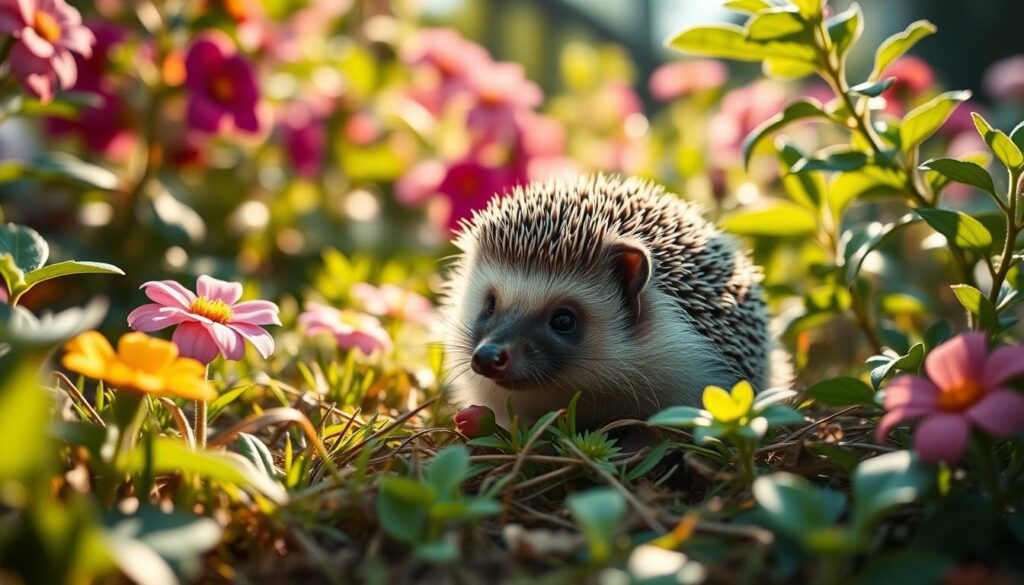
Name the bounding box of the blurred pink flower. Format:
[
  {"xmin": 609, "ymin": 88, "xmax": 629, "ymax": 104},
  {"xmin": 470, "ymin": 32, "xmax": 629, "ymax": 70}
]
[
  {"xmin": 984, "ymin": 55, "xmax": 1024, "ymax": 102},
  {"xmin": 0, "ymin": 282, "xmax": 7, "ymax": 304},
  {"xmin": 299, "ymin": 302, "xmax": 393, "ymax": 356},
  {"xmin": 0, "ymin": 0, "xmax": 95, "ymax": 102},
  {"xmin": 280, "ymin": 103, "xmax": 324, "ymax": 179},
  {"xmin": 466, "ymin": 62, "xmax": 542, "ymax": 141},
  {"xmin": 438, "ymin": 159, "xmax": 523, "ymax": 230},
  {"xmin": 649, "ymin": 59, "xmax": 727, "ymax": 102},
  {"xmin": 454, "ymin": 404, "xmax": 497, "ymax": 438},
  {"xmin": 44, "ymin": 23, "xmax": 134, "ymax": 157},
  {"xmin": 344, "ymin": 112, "xmax": 382, "ymax": 145},
  {"xmin": 875, "ymin": 333, "xmax": 1024, "ymax": 463},
  {"xmin": 403, "ymin": 28, "xmax": 491, "ymax": 113},
  {"xmin": 515, "ymin": 111, "xmax": 566, "ymax": 159},
  {"xmin": 395, "ymin": 160, "xmax": 446, "ymax": 206},
  {"xmin": 882, "ymin": 56, "xmax": 934, "ymax": 116},
  {"xmin": 350, "ymin": 283, "xmax": 434, "ymax": 326},
  {"xmin": 127, "ymin": 275, "xmax": 281, "ymax": 364},
  {"xmin": 184, "ymin": 33, "xmax": 262, "ymax": 134},
  {"xmin": 708, "ymin": 80, "xmax": 787, "ymax": 166}
]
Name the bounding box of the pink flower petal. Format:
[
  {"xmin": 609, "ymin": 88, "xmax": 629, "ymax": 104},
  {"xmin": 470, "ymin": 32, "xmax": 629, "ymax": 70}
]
[
  {"xmin": 925, "ymin": 332, "xmax": 987, "ymax": 390},
  {"xmin": 24, "ymin": 70, "xmax": 56, "ymax": 102},
  {"xmin": 203, "ymin": 321, "xmax": 245, "ymax": 360},
  {"xmin": 913, "ymin": 413, "xmax": 971, "ymax": 464},
  {"xmin": 231, "ymin": 300, "xmax": 281, "ymax": 326},
  {"xmin": 196, "ymin": 275, "xmax": 243, "ymax": 305},
  {"xmin": 51, "ymin": 48, "xmax": 76, "ymax": 89},
  {"xmin": 967, "ymin": 389, "xmax": 1024, "ymax": 437},
  {"xmin": 19, "ymin": 27, "xmax": 55, "ymax": 59},
  {"xmin": 981, "ymin": 345, "xmax": 1024, "ymax": 387},
  {"xmin": 883, "ymin": 375, "xmax": 940, "ymax": 409},
  {"xmin": 141, "ymin": 280, "xmax": 196, "ymax": 309},
  {"xmin": 229, "ymin": 322, "xmax": 275, "ymax": 359},
  {"xmin": 127, "ymin": 304, "xmax": 191, "ymax": 332},
  {"xmin": 59, "ymin": 25, "xmax": 94, "ymax": 55},
  {"xmin": 184, "ymin": 36, "xmax": 227, "ymax": 92},
  {"xmin": 172, "ymin": 321, "xmax": 219, "ymax": 364},
  {"xmin": 874, "ymin": 403, "xmax": 936, "ymax": 444},
  {"xmin": 186, "ymin": 96, "xmax": 225, "ymax": 133}
]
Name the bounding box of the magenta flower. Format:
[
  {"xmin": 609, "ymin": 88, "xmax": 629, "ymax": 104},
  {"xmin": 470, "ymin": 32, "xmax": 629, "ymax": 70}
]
[
  {"xmin": 882, "ymin": 56, "xmax": 934, "ymax": 116},
  {"xmin": 437, "ymin": 159, "xmax": 523, "ymax": 231},
  {"xmin": 0, "ymin": 0, "xmax": 95, "ymax": 103},
  {"xmin": 454, "ymin": 405, "xmax": 497, "ymax": 438},
  {"xmin": 350, "ymin": 283, "xmax": 434, "ymax": 326},
  {"xmin": 649, "ymin": 59, "xmax": 727, "ymax": 102},
  {"xmin": 708, "ymin": 80, "xmax": 787, "ymax": 166},
  {"xmin": 184, "ymin": 33, "xmax": 261, "ymax": 134},
  {"xmin": 395, "ymin": 160, "xmax": 446, "ymax": 207},
  {"xmin": 466, "ymin": 62, "xmax": 542, "ymax": 141},
  {"xmin": 876, "ymin": 333, "xmax": 1024, "ymax": 463},
  {"xmin": 280, "ymin": 103, "xmax": 324, "ymax": 179},
  {"xmin": 127, "ymin": 275, "xmax": 281, "ymax": 364},
  {"xmin": 298, "ymin": 302, "xmax": 393, "ymax": 356}
]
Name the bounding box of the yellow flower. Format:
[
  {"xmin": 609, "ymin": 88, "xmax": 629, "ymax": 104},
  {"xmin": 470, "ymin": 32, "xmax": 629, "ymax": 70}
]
[
  {"xmin": 702, "ymin": 381, "xmax": 755, "ymax": 424},
  {"xmin": 62, "ymin": 332, "xmax": 216, "ymax": 401}
]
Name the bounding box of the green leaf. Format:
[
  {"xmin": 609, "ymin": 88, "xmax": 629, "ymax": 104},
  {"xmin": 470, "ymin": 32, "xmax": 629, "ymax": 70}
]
[
  {"xmin": 778, "ymin": 140, "xmax": 824, "ymax": 209},
  {"xmin": 762, "ymin": 57, "xmax": 818, "ymax": 80},
  {"xmin": 918, "ymin": 158, "xmax": 997, "ymax": 196},
  {"xmin": 0, "ymin": 222, "xmax": 48, "ymax": 273},
  {"xmin": 972, "ymin": 112, "xmax": 1024, "ymax": 171},
  {"xmin": 0, "ymin": 153, "xmax": 120, "ymax": 190},
  {"xmin": 723, "ymin": 0, "xmax": 773, "ymax": 13},
  {"xmin": 626, "ymin": 441, "xmax": 671, "ymax": 481},
  {"xmin": 753, "ymin": 473, "xmax": 847, "ymax": 539},
  {"xmin": 828, "ymin": 167, "xmax": 905, "ymax": 223},
  {"xmin": 665, "ymin": 23, "xmax": 817, "ymax": 64},
  {"xmin": 855, "ymin": 550, "xmax": 954, "ymax": 585},
  {"xmin": 850, "ymin": 77, "xmax": 895, "ymax": 98},
  {"xmin": 648, "ymin": 406, "xmax": 706, "ymax": 427},
  {"xmin": 747, "ymin": 7, "xmax": 808, "ymax": 41},
  {"xmin": 870, "ymin": 20, "xmax": 936, "ymax": 80},
  {"xmin": 842, "ymin": 214, "xmax": 918, "ymax": 283},
  {"xmin": 852, "ymin": 451, "xmax": 934, "ymax": 531},
  {"xmin": 791, "ymin": 150, "xmax": 869, "ymax": 174},
  {"xmin": 743, "ymin": 99, "xmax": 828, "ymax": 168},
  {"xmin": 868, "ymin": 343, "xmax": 925, "ymax": 390},
  {"xmin": 567, "ymin": 488, "xmax": 625, "ymax": 563},
  {"xmin": 104, "ymin": 507, "xmax": 222, "ymax": 582},
  {"xmin": 760, "ymin": 405, "xmax": 805, "ymax": 426},
  {"xmin": 1010, "ymin": 120, "xmax": 1024, "ymax": 153},
  {"xmin": 950, "ymin": 284, "xmax": 999, "ymax": 332},
  {"xmin": 24, "ymin": 260, "xmax": 124, "ymax": 287},
  {"xmin": 826, "ymin": 4, "xmax": 863, "ymax": 63},
  {"xmin": 916, "ymin": 208, "xmax": 993, "ymax": 253},
  {"xmin": 807, "ymin": 377, "xmax": 876, "ymax": 407},
  {"xmin": 899, "ymin": 91, "xmax": 971, "ymax": 153},
  {"xmin": 792, "ymin": 0, "xmax": 823, "ymax": 18},
  {"xmin": 123, "ymin": 438, "xmax": 287, "ymax": 504},
  {"xmin": 426, "ymin": 445, "xmax": 469, "ymax": 499},
  {"xmin": 235, "ymin": 433, "xmax": 277, "ymax": 479},
  {"xmin": 721, "ymin": 202, "xmax": 818, "ymax": 237},
  {"xmin": 378, "ymin": 477, "xmax": 434, "ymax": 544}
]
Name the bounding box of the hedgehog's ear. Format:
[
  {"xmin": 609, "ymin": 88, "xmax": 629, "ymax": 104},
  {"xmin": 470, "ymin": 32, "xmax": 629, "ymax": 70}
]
[{"xmin": 607, "ymin": 239, "xmax": 652, "ymax": 322}]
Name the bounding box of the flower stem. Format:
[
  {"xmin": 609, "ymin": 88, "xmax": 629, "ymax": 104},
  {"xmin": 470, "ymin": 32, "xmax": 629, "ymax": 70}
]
[
  {"xmin": 734, "ymin": 436, "xmax": 758, "ymax": 488},
  {"xmin": 987, "ymin": 170, "xmax": 1022, "ymax": 308},
  {"xmin": 972, "ymin": 432, "xmax": 1003, "ymax": 510},
  {"xmin": 194, "ymin": 366, "xmax": 209, "ymax": 449}
]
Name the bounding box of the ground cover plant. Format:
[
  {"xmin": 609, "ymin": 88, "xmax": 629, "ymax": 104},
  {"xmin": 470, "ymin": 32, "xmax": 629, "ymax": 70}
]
[{"xmin": 1, "ymin": 0, "xmax": 1024, "ymax": 583}]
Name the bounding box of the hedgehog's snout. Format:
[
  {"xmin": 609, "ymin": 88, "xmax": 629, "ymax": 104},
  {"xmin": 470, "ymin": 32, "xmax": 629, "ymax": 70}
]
[{"xmin": 471, "ymin": 342, "xmax": 510, "ymax": 378}]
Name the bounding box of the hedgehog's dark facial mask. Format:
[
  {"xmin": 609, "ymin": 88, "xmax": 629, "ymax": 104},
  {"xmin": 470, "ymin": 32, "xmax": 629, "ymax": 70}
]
[{"xmin": 465, "ymin": 240, "xmax": 652, "ymax": 391}]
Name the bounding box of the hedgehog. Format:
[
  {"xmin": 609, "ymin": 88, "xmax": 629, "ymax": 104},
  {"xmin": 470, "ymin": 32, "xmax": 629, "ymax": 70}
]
[{"xmin": 441, "ymin": 174, "xmax": 784, "ymax": 428}]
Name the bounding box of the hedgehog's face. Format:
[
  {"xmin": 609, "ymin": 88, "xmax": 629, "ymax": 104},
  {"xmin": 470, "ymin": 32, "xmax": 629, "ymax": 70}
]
[{"xmin": 451, "ymin": 240, "xmax": 652, "ymax": 393}]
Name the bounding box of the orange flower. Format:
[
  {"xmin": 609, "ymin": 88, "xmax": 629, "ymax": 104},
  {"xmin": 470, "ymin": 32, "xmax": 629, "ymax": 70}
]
[{"xmin": 62, "ymin": 332, "xmax": 216, "ymax": 401}]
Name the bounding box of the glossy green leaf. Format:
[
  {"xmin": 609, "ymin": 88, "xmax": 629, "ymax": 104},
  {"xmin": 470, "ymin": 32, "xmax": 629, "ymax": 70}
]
[
  {"xmin": 648, "ymin": 406, "xmax": 706, "ymax": 427},
  {"xmin": 807, "ymin": 377, "xmax": 875, "ymax": 407},
  {"xmin": 950, "ymin": 284, "xmax": 999, "ymax": 332},
  {"xmin": 850, "ymin": 77, "xmax": 895, "ymax": 97},
  {"xmin": 827, "ymin": 4, "xmax": 863, "ymax": 63},
  {"xmin": 828, "ymin": 167, "xmax": 905, "ymax": 223},
  {"xmin": 427, "ymin": 445, "xmax": 469, "ymax": 499},
  {"xmin": 235, "ymin": 433, "xmax": 277, "ymax": 479},
  {"xmin": 916, "ymin": 208, "xmax": 992, "ymax": 253},
  {"xmin": 0, "ymin": 153, "xmax": 120, "ymax": 190},
  {"xmin": 852, "ymin": 451, "xmax": 934, "ymax": 530},
  {"xmin": 721, "ymin": 202, "xmax": 818, "ymax": 237},
  {"xmin": 918, "ymin": 158, "xmax": 996, "ymax": 196},
  {"xmin": 0, "ymin": 222, "xmax": 48, "ymax": 273},
  {"xmin": 666, "ymin": 24, "xmax": 816, "ymax": 64},
  {"xmin": 870, "ymin": 20, "xmax": 936, "ymax": 79},
  {"xmin": 778, "ymin": 140, "xmax": 824, "ymax": 209},
  {"xmin": 743, "ymin": 99, "xmax": 828, "ymax": 168},
  {"xmin": 900, "ymin": 91, "xmax": 971, "ymax": 152},
  {"xmin": 762, "ymin": 57, "xmax": 818, "ymax": 80},
  {"xmin": 723, "ymin": 0, "xmax": 773, "ymax": 13},
  {"xmin": 868, "ymin": 343, "xmax": 925, "ymax": 390},
  {"xmin": 792, "ymin": 0, "xmax": 824, "ymax": 18},
  {"xmin": 759, "ymin": 405, "xmax": 805, "ymax": 426},
  {"xmin": 378, "ymin": 477, "xmax": 434, "ymax": 544},
  {"xmin": 747, "ymin": 7, "xmax": 808, "ymax": 41},
  {"xmin": 753, "ymin": 473, "xmax": 847, "ymax": 538},
  {"xmin": 24, "ymin": 260, "xmax": 124, "ymax": 287},
  {"xmin": 567, "ymin": 488, "xmax": 625, "ymax": 563},
  {"xmin": 1010, "ymin": 120, "xmax": 1024, "ymax": 153},
  {"xmin": 842, "ymin": 214, "xmax": 918, "ymax": 283},
  {"xmin": 790, "ymin": 150, "xmax": 869, "ymax": 174},
  {"xmin": 973, "ymin": 112, "xmax": 1024, "ymax": 171}
]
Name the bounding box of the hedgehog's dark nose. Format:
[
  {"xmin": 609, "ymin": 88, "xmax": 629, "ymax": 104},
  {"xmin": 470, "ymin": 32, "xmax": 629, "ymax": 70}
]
[{"xmin": 472, "ymin": 343, "xmax": 509, "ymax": 378}]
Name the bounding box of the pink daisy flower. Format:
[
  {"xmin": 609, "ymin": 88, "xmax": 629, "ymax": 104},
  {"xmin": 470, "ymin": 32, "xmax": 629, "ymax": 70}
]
[
  {"xmin": 127, "ymin": 275, "xmax": 281, "ymax": 364},
  {"xmin": 298, "ymin": 302, "xmax": 392, "ymax": 356},
  {"xmin": 876, "ymin": 333, "xmax": 1024, "ymax": 463},
  {"xmin": 0, "ymin": 0, "xmax": 96, "ymax": 103}
]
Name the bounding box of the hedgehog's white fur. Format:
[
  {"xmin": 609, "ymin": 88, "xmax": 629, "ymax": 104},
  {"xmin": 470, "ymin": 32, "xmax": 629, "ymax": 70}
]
[{"xmin": 441, "ymin": 174, "xmax": 776, "ymax": 426}]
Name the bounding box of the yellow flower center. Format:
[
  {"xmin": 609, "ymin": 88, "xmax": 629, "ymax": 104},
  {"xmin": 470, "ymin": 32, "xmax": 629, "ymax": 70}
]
[
  {"xmin": 209, "ymin": 74, "xmax": 235, "ymax": 103},
  {"xmin": 189, "ymin": 296, "xmax": 234, "ymax": 323},
  {"xmin": 938, "ymin": 380, "xmax": 984, "ymax": 412},
  {"xmin": 33, "ymin": 11, "xmax": 61, "ymax": 43}
]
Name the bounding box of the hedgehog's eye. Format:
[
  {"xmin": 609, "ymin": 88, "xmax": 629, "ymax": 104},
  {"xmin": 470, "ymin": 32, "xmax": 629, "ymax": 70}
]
[
  {"xmin": 485, "ymin": 294, "xmax": 496, "ymax": 317},
  {"xmin": 550, "ymin": 309, "xmax": 576, "ymax": 335}
]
